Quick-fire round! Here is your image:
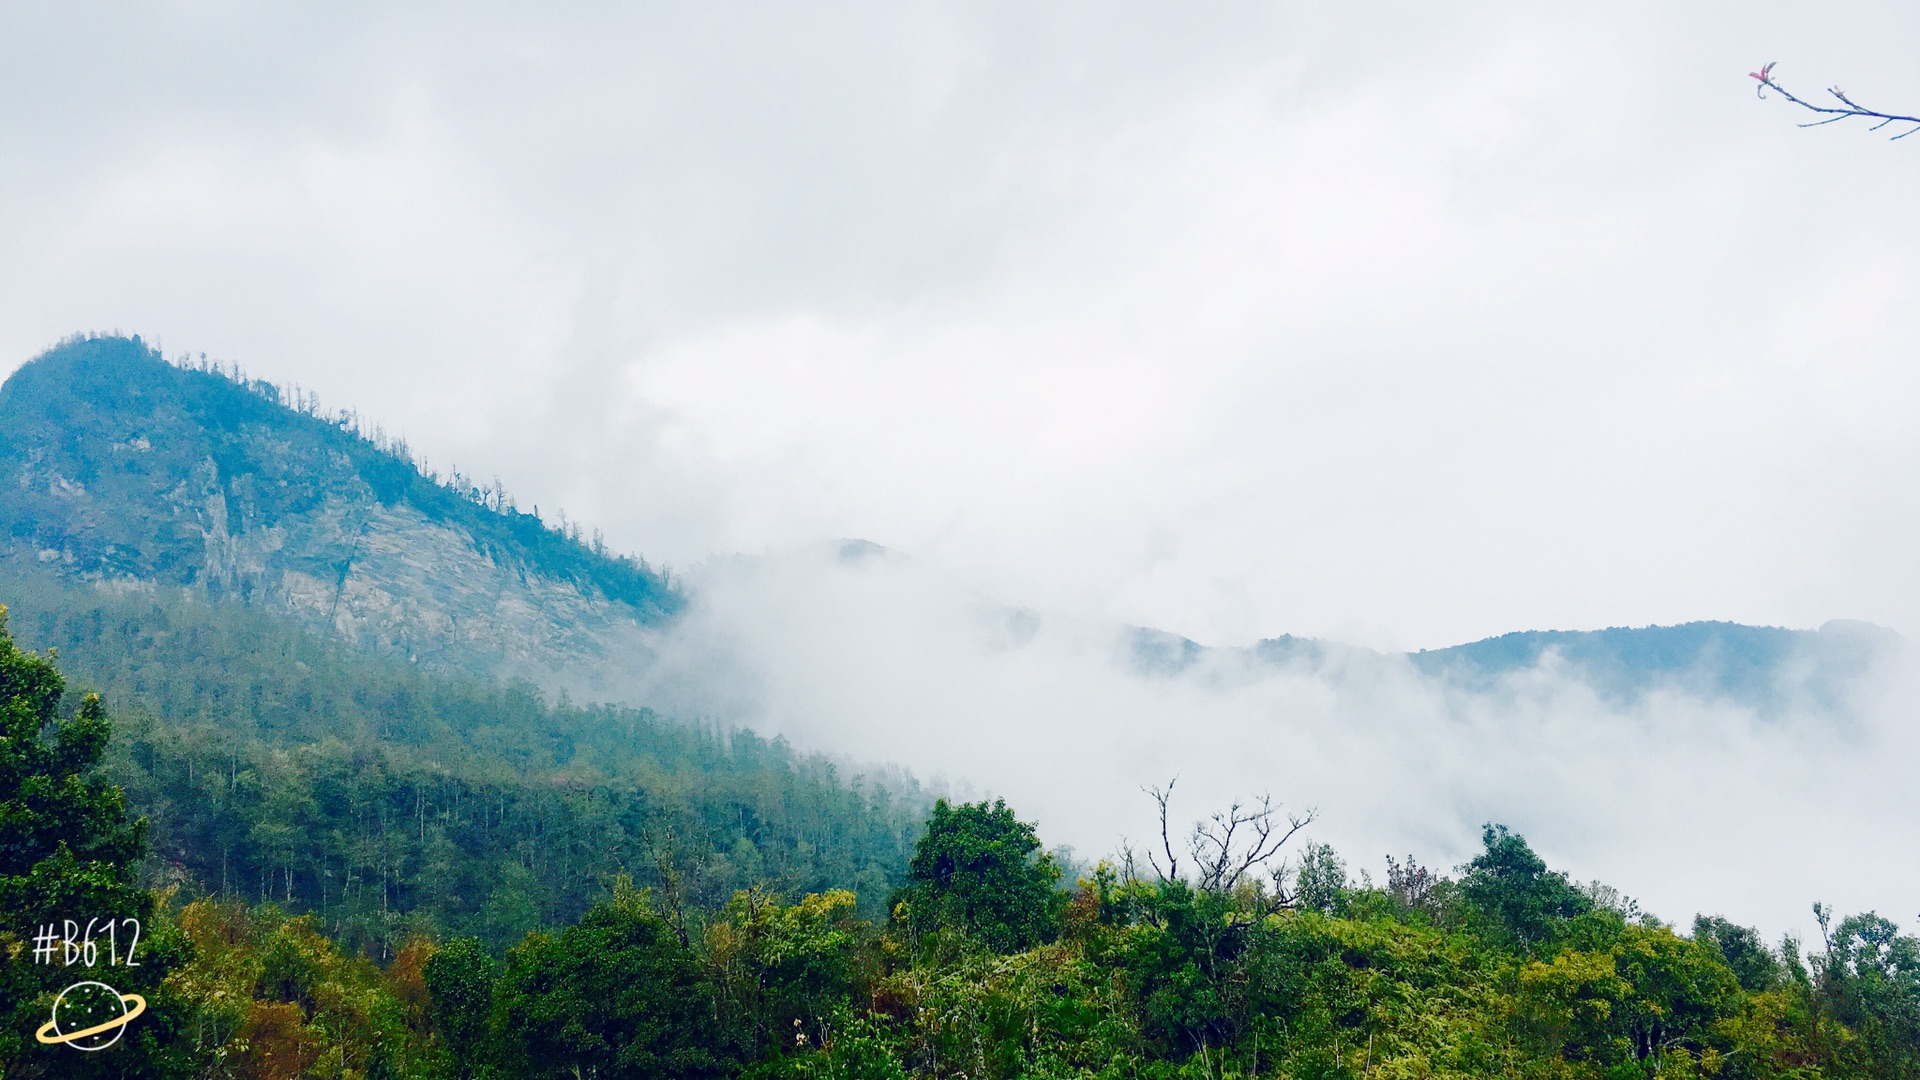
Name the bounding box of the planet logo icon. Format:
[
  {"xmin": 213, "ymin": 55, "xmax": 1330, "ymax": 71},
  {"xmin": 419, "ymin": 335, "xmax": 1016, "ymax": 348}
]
[{"xmin": 34, "ymin": 980, "xmax": 146, "ymax": 1051}]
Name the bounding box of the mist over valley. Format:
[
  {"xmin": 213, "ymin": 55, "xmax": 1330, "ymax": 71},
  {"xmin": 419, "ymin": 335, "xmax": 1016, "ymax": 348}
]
[{"xmin": 4, "ymin": 335, "xmax": 1909, "ymax": 943}]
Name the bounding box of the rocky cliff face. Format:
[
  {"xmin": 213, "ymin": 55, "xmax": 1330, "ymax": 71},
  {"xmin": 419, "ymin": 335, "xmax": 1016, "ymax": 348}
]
[{"xmin": 0, "ymin": 335, "xmax": 678, "ymax": 696}]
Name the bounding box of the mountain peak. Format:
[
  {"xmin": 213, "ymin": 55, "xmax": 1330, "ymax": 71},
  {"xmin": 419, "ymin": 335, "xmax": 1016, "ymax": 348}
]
[{"xmin": 1, "ymin": 334, "xmax": 679, "ymax": 692}]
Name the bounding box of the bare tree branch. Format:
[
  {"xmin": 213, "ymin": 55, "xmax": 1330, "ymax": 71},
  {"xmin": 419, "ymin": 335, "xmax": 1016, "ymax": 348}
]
[
  {"xmin": 1385, "ymin": 854, "xmax": 1437, "ymax": 912},
  {"xmin": 1144, "ymin": 779, "xmax": 1181, "ymax": 882},
  {"xmin": 1751, "ymin": 62, "xmax": 1920, "ymax": 140},
  {"xmin": 1191, "ymin": 794, "xmax": 1315, "ymax": 894},
  {"xmin": 640, "ymin": 825, "xmax": 693, "ymax": 947},
  {"xmin": 1143, "ymin": 779, "xmax": 1316, "ymax": 905}
]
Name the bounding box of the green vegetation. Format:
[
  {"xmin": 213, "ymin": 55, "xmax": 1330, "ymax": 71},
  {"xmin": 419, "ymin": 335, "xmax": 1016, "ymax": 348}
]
[
  {"xmin": 894, "ymin": 798, "xmax": 1066, "ymax": 955},
  {"xmin": 0, "ymin": 603, "xmax": 191, "ymax": 1077},
  {"xmin": 0, "ymin": 567, "xmax": 926, "ymax": 952},
  {"xmin": 4, "ymin": 615, "xmax": 1917, "ymax": 1077}
]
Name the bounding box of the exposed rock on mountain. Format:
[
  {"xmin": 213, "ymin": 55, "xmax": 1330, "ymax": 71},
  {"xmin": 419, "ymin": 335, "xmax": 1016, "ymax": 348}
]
[{"xmin": 0, "ymin": 335, "xmax": 679, "ymax": 694}]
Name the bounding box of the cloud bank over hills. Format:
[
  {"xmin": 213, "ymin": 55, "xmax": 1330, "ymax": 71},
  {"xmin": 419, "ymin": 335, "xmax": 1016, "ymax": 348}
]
[
  {"xmin": 644, "ymin": 540, "xmax": 1916, "ymax": 939},
  {"xmin": 3, "ymin": 336, "xmax": 1911, "ymax": 942}
]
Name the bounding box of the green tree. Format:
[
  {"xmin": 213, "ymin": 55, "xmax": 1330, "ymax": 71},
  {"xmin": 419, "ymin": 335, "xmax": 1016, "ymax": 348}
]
[
  {"xmin": 708, "ymin": 888, "xmax": 865, "ymax": 1058},
  {"xmin": 426, "ymin": 936, "xmax": 497, "ymax": 1079},
  {"xmin": 1105, "ymin": 877, "xmax": 1250, "ymax": 1059},
  {"xmin": 492, "ymin": 881, "xmax": 732, "ymax": 1078},
  {"xmin": 0, "ymin": 604, "xmax": 188, "ymax": 1078},
  {"xmin": 1692, "ymin": 914, "xmax": 1782, "ymax": 993},
  {"xmin": 1457, "ymin": 823, "xmax": 1591, "ymax": 949},
  {"xmin": 894, "ymin": 798, "xmax": 1063, "ymax": 954},
  {"xmin": 1814, "ymin": 908, "xmax": 1920, "ymax": 1077},
  {"xmin": 161, "ymin": 897, "xmax": 438, "ymax": 1078},
  {"xmin": 1292, "ymin": 841, "xmax": 1348, "ymax": 916},
  {"xmin": 1519, "ymin": 917, "xmax": 1741, "ymax": 1072}
]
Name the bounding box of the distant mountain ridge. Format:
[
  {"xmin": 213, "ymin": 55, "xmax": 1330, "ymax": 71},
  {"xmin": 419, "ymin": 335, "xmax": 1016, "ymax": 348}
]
[
  {"xmin": 1, "ymin": 335, "xmax": 1897, "ymax": 713},
  {"xmin": 1406, "ymin": 620, "xmax": 1896, "ymax": 705},
  {"xmin": 0, "ymin": 334, "xmax": 679, "ymax": 693},
  {"xmin": 1124, "ymin": 617, "xmax": 1897, "ymax": 712}
]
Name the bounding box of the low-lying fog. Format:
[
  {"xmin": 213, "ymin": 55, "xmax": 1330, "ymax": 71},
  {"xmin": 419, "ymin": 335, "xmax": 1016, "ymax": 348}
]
[{"xmin": 635, "ymin": 542, "xmax": 1919, "ymax": 947}]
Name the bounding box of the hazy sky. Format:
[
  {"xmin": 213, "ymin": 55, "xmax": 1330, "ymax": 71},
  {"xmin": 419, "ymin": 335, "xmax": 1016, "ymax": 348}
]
[{"xmin": 4, "ymin": 2, "xmax": 1918, "ymax": 652}]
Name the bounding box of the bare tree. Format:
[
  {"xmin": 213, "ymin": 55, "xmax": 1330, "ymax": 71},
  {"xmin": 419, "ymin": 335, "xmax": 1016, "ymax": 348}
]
[
  {"xmin": 1385, "ymin": 854, "xmax": 1436, "ymax": 912},
  {"xmin": 1751, "ymin": 62, "xmax": 1920, "ymax": 140},
  {"xmin": 1144, "ymin": 779, "xmax": 1184, "ymax": 882},
  {"xmin": 1139, "ymin": 778, "xmax": 1315, "ymax": 905},
  {"xmin": 640, "ymin": 825, "xmax": 694, "ymax": 947}
]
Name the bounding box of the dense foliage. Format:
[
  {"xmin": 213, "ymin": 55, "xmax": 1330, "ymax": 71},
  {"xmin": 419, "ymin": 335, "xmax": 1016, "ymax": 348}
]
[
  {"xmin": 0, "ymin": 604, "xmax": 191, "ymax": 1078},
  {"xmin": 894, "ymin": 798, "xmax": 1065, "ymax": 955},
  {"xmin": 0, "ymin": 571, "xmax": 926, "ymax": 951},
  {"xmin": 5, "ymin": 606, "xmax": 1916, "ymax": 1077}
]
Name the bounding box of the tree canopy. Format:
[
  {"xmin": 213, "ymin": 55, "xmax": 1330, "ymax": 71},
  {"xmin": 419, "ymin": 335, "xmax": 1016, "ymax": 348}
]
[
  {"xmin": 894, "ymin": 797, "xmax": 1064, "ymax": 955},
  {"xmin": 0, "ymin": 605, "xmax": 184, "ymax": 1078}
]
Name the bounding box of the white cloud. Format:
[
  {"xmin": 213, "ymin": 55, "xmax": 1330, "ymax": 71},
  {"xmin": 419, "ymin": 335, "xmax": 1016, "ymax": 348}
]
[
  {"xmin": 645, "ymin": 543, "xmax": 1919, "ymax": 942},
  {"xmin": 6, "ymin": 5, "xmax": 1919, "ymax": 645}
]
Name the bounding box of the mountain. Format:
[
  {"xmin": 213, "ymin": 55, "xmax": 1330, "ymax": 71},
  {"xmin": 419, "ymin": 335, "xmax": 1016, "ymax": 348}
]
[
  {"xmin": 1405, "ymin": 619, "xmax": 1897, "ymax": 710},
  {"xmin": 0, "ymin": 337, "xmax": 926, "ymax": 943},
  {"xmin": 5, "ymin": 336, "xmax": 1898, "ymax": 715},
  {"xmin": 6, "ymin": 340, "xmax": 1914, "ymax": 1078},
  {"xmin": 1133, "ymin": 614, "xmax": 1894, "ymax": 713},
  {"xmin": 0, "ymin": 334, "xmax": 676, "ymax": 696}
]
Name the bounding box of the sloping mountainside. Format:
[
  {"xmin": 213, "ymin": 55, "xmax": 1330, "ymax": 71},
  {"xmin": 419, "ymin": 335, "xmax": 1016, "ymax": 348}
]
[
  {"xmin": 0, "ymin": 562, "xmax": 923, "ymax": 951},
  {"xmin": 0, "ymin": 335, "xmax": 927, "ymax": 953},
  {"xmin": 0, "ymin": 334, "xmax": 676, "ymax": 694}
]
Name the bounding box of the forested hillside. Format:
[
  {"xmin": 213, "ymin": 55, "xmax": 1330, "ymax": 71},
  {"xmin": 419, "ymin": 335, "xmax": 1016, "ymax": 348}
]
[
  {"xmin": 0, "ymin": 566, "xmax": 926, "ymax": 953},
  {"xmin": 5, "ymin": 622, "xmax": 1916, "ymax": 1078}
]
